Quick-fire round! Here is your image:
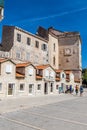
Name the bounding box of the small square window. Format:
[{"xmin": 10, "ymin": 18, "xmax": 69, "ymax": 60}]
[{"xmin": 17, "ymin": 33, "xmax": 21, "ymax": 42}]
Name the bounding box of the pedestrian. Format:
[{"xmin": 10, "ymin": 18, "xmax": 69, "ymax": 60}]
[
  {"xmin": 75, "ymin": 85, "xmax": 79, "ymax": 95},
  {"xmin": 70, "ymin": 85, "xmax": 72, "ymax": 94},
  {"xmin": 80, "ymin": 85, "xmax": 83, "ymax": 96},
  {"xmin": 59, "ymin": 86, "xmax": 61, "ymax": 94}
]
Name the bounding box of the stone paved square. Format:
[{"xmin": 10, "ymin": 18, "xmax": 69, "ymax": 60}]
[{"xmin": 0, "ymin": 92, "xmax": 87, "ymax": 130}]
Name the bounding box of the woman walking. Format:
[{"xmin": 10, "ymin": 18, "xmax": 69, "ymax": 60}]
[
  {"xmin": 75, "ymin": 85, "xmax": 79, "ymax": 95},
  {"xmin": 80, "ymin": 85, "xmax": 83, "ymax": 96}
]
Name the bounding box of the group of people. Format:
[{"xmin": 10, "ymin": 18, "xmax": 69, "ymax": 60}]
[
  {"xmin": 65, "ymin": 85, "xmax": 84, "ymax": 96},
  {"xmin": 75, "ymin": 85, "xmax": 84, "ymax": 96}
]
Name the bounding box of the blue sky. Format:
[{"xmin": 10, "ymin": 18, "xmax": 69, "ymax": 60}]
[{"xmin": 0, "ymin": 0, "xmax": 87, "ymax": 68}]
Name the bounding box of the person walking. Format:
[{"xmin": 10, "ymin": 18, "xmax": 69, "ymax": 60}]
[
  {"xmin": 80, "ymin": 85, "xmax": 83, "ymax": 96},
  {"xmin": 75, "ymin": 85, "xmax": 79, "ymax": 95},
  {"xmin": 70, "ymin": 85, "xmax": 72, "ymax": 94}
]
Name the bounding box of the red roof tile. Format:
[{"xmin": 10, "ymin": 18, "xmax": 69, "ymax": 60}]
[
  {"xmin": 65, "ymin": 71, "xmax": 72, "ymax": 74},
  {"xmin": 55, "ymin": 69, "xmax": 63, "ymax": 73},
  {"xmin": 36, "ymin": 64, "xmax": 50, "ymax": 70},
  {"xmin": 74, "ymin": 79, "xmax": 80, "ymax": 83},
  {"xmin": 36, "ymin": 75, "xmax": 43, "ymax": 80},
  {"xmin": 0, "ymin": 58, "xmax": 8, "ymax": 63},
  {"xmin": 16, "ymin": 62, "xmax": 31, "ymax": 67},
  {"xmin": 16, "ymin": 72, "xmax": 25, "ymax": 78},
  {"xmin": 56, "ymin": 78, "xmax": 60, "ymax": 81}
]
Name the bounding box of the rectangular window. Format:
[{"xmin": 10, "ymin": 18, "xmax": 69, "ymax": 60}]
[
  {"xmin": 34, "ymin": 55, "xmax": 38, "ymax": 64},
  {"xmin": 50, "ymin": 83, "xmax": 53, "ymax": 92},
  {"xmin": 8, "ymin": 84, "xmax": 14, "ymax": 95},
  {"xmin": 29, "ymin": 84, "xmax": 34, "ymax": 93},
  {"xmin": 35, "ymin": 41, "xmax": 39, "ymax": 48},
  {"xmin": 6, "ymin": 65, "xmax": 12, "ymax": 73},
  {"xmin": 17, "ymin": 33, "xmax": 21, "ymax": 42},
  {"xmin": 53, "ymin": 43, "xmax": 56, "ymax": 52},
  {"xmin": 16, "ymin": 51, "xmax": 21, "ymax": 59},
  {"xmin": 42, "ymin": 44, "xmax": 47, "ymax": 51},
  {"xmin": 45, "ymin": 70, "xmax": 49, "ymax": 77},
  {"xmin": 50, "ymin": 72, "xmax": 54, "ymax": 78},
  {"xmin": 26, "ymin": 52, "xmax": 30, "ymax": 61},
  {"xmin": 19, "ymin": 84, "xmax": 25, "ymax": 91},
  {"xmin": 29, "ymin": 68, "xmax": 33, "ymax": 76},
  {"xmin": 37, "ymin": 84, "xmax": 41, "ymax": 90},
  {"xmin": 53, "ymin": 56, "xmax": 56, "ymax": 66},
  {"xmin": 0, "ymin": 83, "xmax": 2, "ymax": 91},
  {"xmin": 62, "ymin": 74, "xmax": 65, "ymax": 78},
  {"xmin": 27, "ymin": 37, "xmax": 31, "ymax": 45},
  {"xmin": 56, "ymin": 85, "xmax": 59, "ymax": 89}
]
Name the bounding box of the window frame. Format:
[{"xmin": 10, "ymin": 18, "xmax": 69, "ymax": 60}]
[
  {"xmin": 16, "ymin": 51, "xmax": 21, "ymax": 59},
  {"xmin": 35, "ymin": 41, "xmax": 39, "ymax": 48},
  {"xmin": 17, "ymin": 33, "xmax": 21, "ymax": 42},
  {"xmin": 27, "ymin": 37, "xmax": 31, "ymax": 45},
  {"xmin": 53, "ymin": 43, "xmax": 56, "ymax": 52},
  {"xmin": 42, "ymin": 44, "xmax": 47, "ymax": 51},
  {"xmin": 53, "ymin": 56, "xmax": 56, "ymax": 66},
  {"xmin": 37, "ymin": 84, "xmax": 41, "ymax": 90},
  {"xmin": 19, "ymin": 84, "xmax": 25, "ymax": 91},
  {"xmin": 6, "ymin": 64, "xmax": 12, "ymax": 74}
]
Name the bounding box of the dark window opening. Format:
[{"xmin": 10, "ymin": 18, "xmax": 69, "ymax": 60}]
[
  {"xmin": 35, "ymin": 41, "xmax": 39, "ymax": 48},
  {"xmin": 17, "ymin": 33, "xmax": 21, "ymax": 42}
]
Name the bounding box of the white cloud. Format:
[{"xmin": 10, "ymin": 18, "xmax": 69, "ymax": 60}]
[{"xmin": 14, "ymin": 7, "xmax": 87, "ymax": 24}]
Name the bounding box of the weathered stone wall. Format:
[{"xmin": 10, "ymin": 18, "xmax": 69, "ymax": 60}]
[
  {"xmin": 10, "ymin": 27, "xmax": 48, "ymax": 65},
  {"xmin": 58, "ymin": 36, "xmax": 81, "ymax": 70},
  {"xmin": 48, "ymin": 34, "xmax": 59, "ymax": 69},
  {"xmin": 1, "ymin": 26, "xmax": 14, "ymax": 51}
]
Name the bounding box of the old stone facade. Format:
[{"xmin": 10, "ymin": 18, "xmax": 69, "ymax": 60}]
[
  {"xmin": 0, "ymin": 25, "xmax": 82, "ymax": 83},
  {"xmin": 1, "ymin": 26, "xmax": 48, "ymax": 65},
  {"xmin": 0, "ymin": 58, "xmax": 80, "ymax": 98}
]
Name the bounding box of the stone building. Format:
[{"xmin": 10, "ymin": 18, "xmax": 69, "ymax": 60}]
[
  {"xmin": 0, "ymin": 0, "xmax": 4, "ymax": 21},
  {"xmin": 50, "ymin": 28, "xmax": 81, "ymax": 81},
  {"xmin": 0, "ymin": 58, "xmax": 16, "ymax": 98},
  {"xmin": 1, "ymin": 26, "xmax": 48, "ymax": 65},
  {"xmin": 0, "ymin": 58, "xmax": 80, "ymax": 98},
  {"xmin": 0, "ymin": 25, "xmax": 82, "ymax": 83}
]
